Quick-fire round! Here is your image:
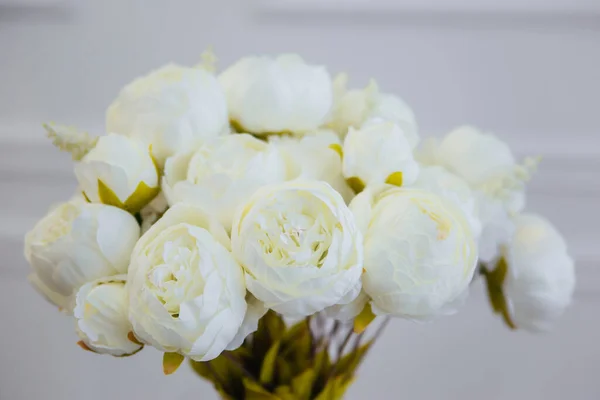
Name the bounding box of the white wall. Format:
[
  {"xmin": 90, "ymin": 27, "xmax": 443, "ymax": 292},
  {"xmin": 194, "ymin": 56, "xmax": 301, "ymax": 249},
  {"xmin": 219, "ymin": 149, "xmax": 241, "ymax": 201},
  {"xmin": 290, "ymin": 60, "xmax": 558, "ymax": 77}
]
[{"xmin": 1, "ymin": 1, "xmax": 599, "ymax": 399}]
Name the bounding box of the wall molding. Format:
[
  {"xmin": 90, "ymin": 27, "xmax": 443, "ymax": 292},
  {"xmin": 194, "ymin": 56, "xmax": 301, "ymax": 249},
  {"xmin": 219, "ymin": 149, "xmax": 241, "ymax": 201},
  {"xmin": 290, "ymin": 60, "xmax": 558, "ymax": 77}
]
[{"xmin": 258, "ymin": 0, "xmax": 600, "ymax": 15}]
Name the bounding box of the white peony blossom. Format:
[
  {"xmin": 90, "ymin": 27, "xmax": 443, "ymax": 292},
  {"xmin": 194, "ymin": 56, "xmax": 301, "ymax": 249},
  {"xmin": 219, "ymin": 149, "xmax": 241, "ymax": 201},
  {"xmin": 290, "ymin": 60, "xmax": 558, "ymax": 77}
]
[
  {"xmin": 127, "ymin": 204, "xmax": 247, "ymax": 361},
  {"xmin": 343, "ymin": 120, "xmax": 419, "ymax": 192},
  {"xmin": 350, "ymin": 186, "xmax": 477, "ymax": 319},
  {"xmin": 323, "ymin": 287, "xmax": 368, "ymax": 322},
  {"xmin": 412, "ymin": 165, "xmax": 482, "ymax": 239},
  {"xmin": 24, "ymin": 201, "xmax": 140, "ymax": 311},
  {"xmin": 219, "ymin": 54, "xmax": 332, "ymax": 134},
  {"xmin": 269, "ymin": 130, "xmax": 354, "ymax": 203},
  {"xmin": 74, "ymin": 275, "xmax": 142, "ymax": 356},
  {"xmin": 75, "ymin": 134, "xmax": 159, "ymax": 214},
  {"xmin": 106, "ymin": 64, "xmax": 229, "ymax": 165},
  {"xmin": 327, "ymin": 73, "xmax": 418, "ymax": 147},
  {"xmin": 417, "ymin": 125, "xmax": 537, "ymax": 261},
  {"xmin": 163, "ymin": 134, "xmax": 286, "ymax": 231},
  {"xmin": 225, "ymin": 294, "xmax": 268, "ymax": 351},
  {"xmin": 504, "ymin": 213, "xmax": 575, "ymax": 332},
  {"xmin": 231, "ymin": 181, "xmax": 363, "ymax": 317}
]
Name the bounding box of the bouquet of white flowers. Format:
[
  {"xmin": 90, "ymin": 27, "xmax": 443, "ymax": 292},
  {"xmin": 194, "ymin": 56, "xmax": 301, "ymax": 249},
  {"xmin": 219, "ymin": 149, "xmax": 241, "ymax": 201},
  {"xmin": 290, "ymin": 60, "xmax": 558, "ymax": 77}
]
[{"xmin": 25, "ymin": 50, "xmax": 575, "ymax": 399}]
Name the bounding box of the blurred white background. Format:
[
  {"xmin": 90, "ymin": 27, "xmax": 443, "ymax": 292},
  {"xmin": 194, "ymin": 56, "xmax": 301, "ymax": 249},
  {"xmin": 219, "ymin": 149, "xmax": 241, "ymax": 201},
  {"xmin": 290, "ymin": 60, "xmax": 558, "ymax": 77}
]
[{"xmin": 1, "ymin": 1, "xmax": 599, "ymax": 399}]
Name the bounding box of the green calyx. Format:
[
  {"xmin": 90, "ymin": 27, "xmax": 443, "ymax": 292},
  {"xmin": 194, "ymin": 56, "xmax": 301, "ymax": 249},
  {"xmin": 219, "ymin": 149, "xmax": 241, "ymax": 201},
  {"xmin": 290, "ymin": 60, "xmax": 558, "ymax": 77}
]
[{"xmin": 96, "ymin": 179, "xmax": 160, "ymax": 214}]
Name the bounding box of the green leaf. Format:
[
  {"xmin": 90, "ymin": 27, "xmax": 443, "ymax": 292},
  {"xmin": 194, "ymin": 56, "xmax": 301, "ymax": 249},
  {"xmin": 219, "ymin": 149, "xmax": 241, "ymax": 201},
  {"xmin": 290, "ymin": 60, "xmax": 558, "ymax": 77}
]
[
  {"xmin": 312, "ymin": 348, "xmax": 332, "ymax": 396},
  {"xmin": 163, "ymin": 352, "xmax": 184, "ymax": 375},
  {"xmin": 335, "ymin": 342, "xmax": 372, "ymax": 379},
  {"xmin": 243, "ymin": 378, "xmax": 281, "ymax": 400},
  {"xmin": 260, "ymin": 341, "xmax": 281, "ymax": 385},
  {"xmin": 274, "ymin": 386, "xmax": 296, "ymax": 400},
  {"xmin": 291, "ymin": 368, "xmax": 315, "ymax": 399},
  {"xmin": 252, "ymin": 311, "xmax": 285, "ymax": 374},
  {"xmin": 276, "ymin": 358, "xmax": 294, "ymax": 386},
  {"xmin": 482, "ymin": 258, "xmax": 517, "ymax": 330},
  {"xmin": 314, "ymin": 375, "xmax": 355, "ymax": 400},
  {"xmin": 280, "ymin": 320, "xmax": 312, "ymax": 376},
  {"xmin": 353, "ymin": 303, "xmax": 376, "ymax": 333}
]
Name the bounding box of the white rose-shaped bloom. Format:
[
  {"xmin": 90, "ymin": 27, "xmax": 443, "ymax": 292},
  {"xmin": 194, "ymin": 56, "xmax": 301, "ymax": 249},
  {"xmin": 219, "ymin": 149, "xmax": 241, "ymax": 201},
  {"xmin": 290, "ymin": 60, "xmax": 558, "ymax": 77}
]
[
  {"xmin": 323, "ymin": 287, "xmax": 368, "ymax": 322},
  {"xmin": 343, "ymin": 120, "xmax": 419, "ymax": 191},
  {"xmin": 106, "ymin": 64, "xmax": 228, "ymax": 165},
  {"xmin": 219, "ymin": 54, "xmax": 332, "ymax": 134},
  {"xmin": 328, "ymin": 73, "xmax": 419, "ymax": 147},
  {"xmin": 350, "ymin": 186, "xmax": 477, "ymax": 319},
  {"xmin": 231, "ymin": 181, "xmax": 363, "ymax": 317},
  {"xmin": 127, "ymin": 204, "xmax": 247, "ymax": 361},
  {"xmin": 75, "ymin": 134, "xmax": 159, "ymax": 213},
  {"xmin": 412, "ymin": 166, "xmax": 482, "ymax": 239},
  {"xmin": 504, "ymin": 214, "xmax": 575, "ymax": 332},
  {"xmin": 163, "ymin": 134, "xmax": 286, "ymax": 230},
  {"xmin": 24, "ymin": 202, "xmax": 140, "ymax": 311},
  {"xmin": 225, "ymin": 294, "xmax": 268, "ymax": 351},
  {"xmin": 269, "ymin": 130, "xmax": 354, "ymax": 203},
  {"xmin": 74, "ymin": 275, "xmax": 142, "ymax": 356},
  {"xmin": 417, "ymin": 126, "xmax": 531, "ymax": 262}
]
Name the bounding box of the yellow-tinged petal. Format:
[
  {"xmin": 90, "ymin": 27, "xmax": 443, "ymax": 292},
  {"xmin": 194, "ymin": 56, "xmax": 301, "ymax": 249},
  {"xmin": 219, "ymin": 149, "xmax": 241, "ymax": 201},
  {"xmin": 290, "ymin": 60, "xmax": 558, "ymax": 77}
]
[
  {"xmin": 353, "ymin": 303, "xmax": 376, "ymax": 333},
  {"xmin": 163, "ymin": 352, "xmax": 185, "ymax": 375},
  {"xmin": 385, "ymin": 171, "xmax": 403, "ymax": 187}
]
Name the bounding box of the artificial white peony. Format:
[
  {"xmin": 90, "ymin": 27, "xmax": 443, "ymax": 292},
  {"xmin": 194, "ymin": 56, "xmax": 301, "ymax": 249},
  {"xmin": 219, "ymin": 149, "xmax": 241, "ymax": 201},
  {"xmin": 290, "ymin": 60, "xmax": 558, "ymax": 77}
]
[
  {"xmin": 231, "ymin": 180, "xmax": 363, "ymax": 317},
  {"xmin": 162, "ymin": 134, "xmax": 286, "ymax": 231},
  {"xmin": 343, "ymin": 120, "xmax": 419, "ymax": 192},
  {"xmin": 74, "ymin": 134, "xmax": 159, "ymax": 213},
  {"xmin": 106, "ymin": 64, "xmax": 229, "ymax": 165},
  {"xmin": 24, "ymin": 201, "xmax": 140, "ymax": 311},
  {"xmin": 327, "ymin": 73, "xmax": 419, "ymax": 147},
  {"xmin": 504, "ymin": 213, "xmax": 575, "ymax": 332},
  {"xmin": 127, "ymin": 204, "xmax": 247, "ymax": 361},
  {"xmin": 269, "ymin": 130, "xmax": 354, "ymax": 203},
  {"xmin": 417, "ymin": 125, "xmax": 536, "ymax": 262},
  {"xmin": 219, "ymin": 54, "xmax": 332, "ymax": 134},
  {"xmin": 74, "ymin": 275, "xmax": 142, "ymax": 356},
  {"xmin": 225, "ymin": 294, "xmax": 268, "ymax": 351},
  {"xmin": 350, "ymin": 186, "xmax": 477, "ymax": 319},
  {"xmin": 412, "ymin": 165, "xmax": 482, "ymax": 239}
]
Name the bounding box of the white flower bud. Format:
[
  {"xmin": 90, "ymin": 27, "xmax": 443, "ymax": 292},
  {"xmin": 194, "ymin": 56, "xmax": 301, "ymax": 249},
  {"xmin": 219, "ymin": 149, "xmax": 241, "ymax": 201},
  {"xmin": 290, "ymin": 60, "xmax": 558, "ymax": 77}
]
[
  {"xmin": 219, "ymin": 54, "xmax": 332, "ymax": 134},
  {"xmin": 504, "ymin": 214, "xmax": 575, "ymax": 332},
  {"xmin": 327, "ymin": 74, "xmax": 418, "ymax": 147},
  {"xmin": 163, "ymin": 134, "xmax": 286, "ymax": 231},
  {"xmin": 75, "ymin": 134, "xmax": 159, "ymax": 213},
  {"xmin": 343, "ymin": 120, "xmax": 419, "ymax": 191},
  {"xmin": 25, "ymin": 201, "xmax": 140, "ymax": 311},
  {"xmin": 107, "ymin": 64, "xmax": 228, "ymax": 165},
  {"xmin": 269, "ymin": 130, "xmax": 354, "ymax": 203},
  {"xmin": 74, "ymin": 275, "xmax": 142, "ymax": 356}
]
